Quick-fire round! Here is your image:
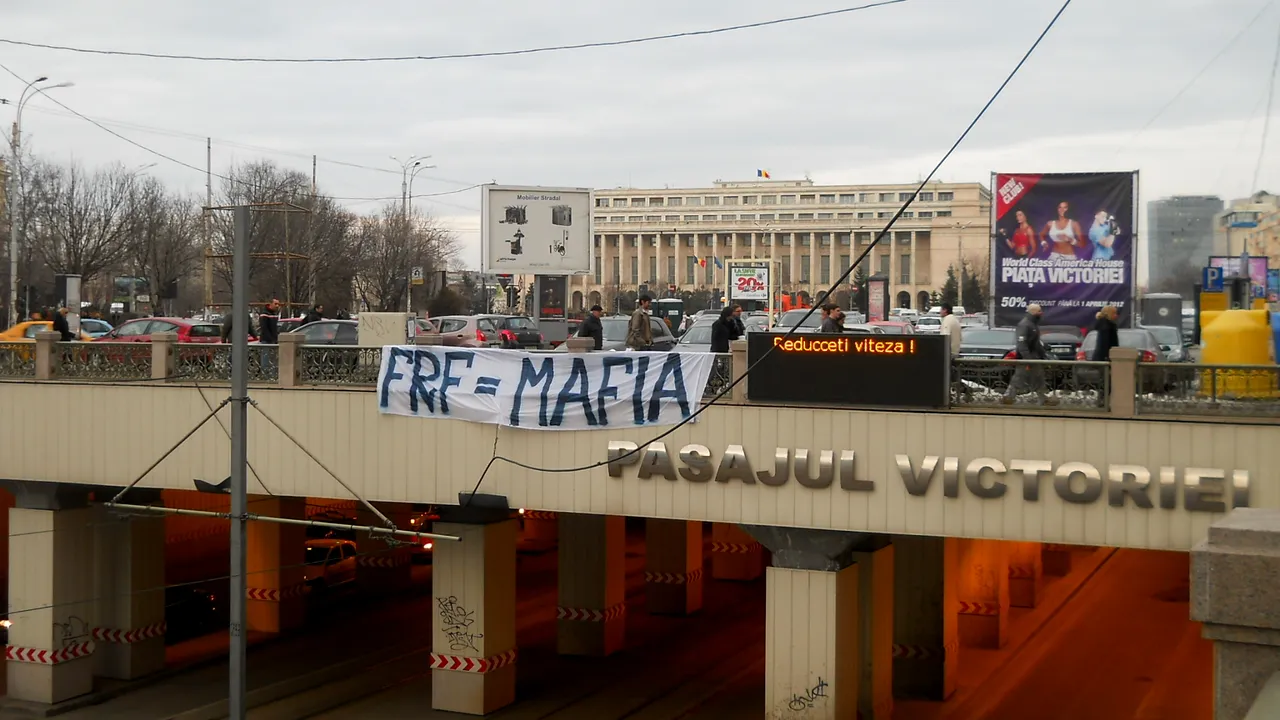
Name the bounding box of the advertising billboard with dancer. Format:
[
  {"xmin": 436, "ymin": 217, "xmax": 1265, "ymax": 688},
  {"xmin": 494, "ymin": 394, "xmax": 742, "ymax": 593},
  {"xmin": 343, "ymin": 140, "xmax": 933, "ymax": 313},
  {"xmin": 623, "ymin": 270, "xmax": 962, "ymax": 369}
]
[{"xmin": 990, "ymin": 172, "xmax": 1138, "ymax": 327}]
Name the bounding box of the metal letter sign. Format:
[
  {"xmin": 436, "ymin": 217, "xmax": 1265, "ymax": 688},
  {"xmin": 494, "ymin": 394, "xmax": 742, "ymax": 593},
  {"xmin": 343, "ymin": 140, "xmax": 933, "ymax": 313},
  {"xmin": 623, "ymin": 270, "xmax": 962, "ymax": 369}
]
[
  {"xmin": 410, "ymin": 266, "xmax": 425, "ymax": 286},
  {"xmin": 1202, "ymin": 266, "xmax": 1223, "ymax": 293}
]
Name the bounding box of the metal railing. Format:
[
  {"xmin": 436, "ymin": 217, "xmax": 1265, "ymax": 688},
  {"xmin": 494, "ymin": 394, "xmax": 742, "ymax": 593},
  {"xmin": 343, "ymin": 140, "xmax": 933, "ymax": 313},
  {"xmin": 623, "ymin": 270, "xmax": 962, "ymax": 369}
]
[
  {"xmin": 0, "ymin": 343, "xmax": 35, "ymax": 378},
  {"xmin": 705, "ymin": 353, "xmax": 733, "ymax": 400},
  {"xmin": 174, "ymin": 344, "xmax": 279, "ymax": 383},
  {"xmin": 1136, "ymin": 362, "xmax": 1280, "ymax": 418},
  {"xmin": 298, "ymin": 346, "xmax": 382, "ymax": 385},
  {"xmin": 951, "ymin": 358, "xmax": 1110, "ymax": 411},
  {"xmin": 57, "ymin": 342, "xmax": 152, "ymax": 381}
]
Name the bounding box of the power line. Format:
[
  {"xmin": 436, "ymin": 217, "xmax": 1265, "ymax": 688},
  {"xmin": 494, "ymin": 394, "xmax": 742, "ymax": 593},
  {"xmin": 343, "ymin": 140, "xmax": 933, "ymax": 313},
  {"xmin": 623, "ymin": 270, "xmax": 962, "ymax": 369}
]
[
  {"xmin": 0, "ymin": 62, "xmax": 480, "ymax": 210},
  {"xmin": 1253, "ymin": 19, "xmax": 1280, "ymax": 190},
  {"xmin": 465, "ymin": 0, "xmax": 1076, "ymax": 502},
  {"xmin": 1114, "ymin": 0, "xmax": 1276, "ymax": 158},
  {"xmin": 0, "ymin": 2, "xmax": 907, "ymax": 64}
]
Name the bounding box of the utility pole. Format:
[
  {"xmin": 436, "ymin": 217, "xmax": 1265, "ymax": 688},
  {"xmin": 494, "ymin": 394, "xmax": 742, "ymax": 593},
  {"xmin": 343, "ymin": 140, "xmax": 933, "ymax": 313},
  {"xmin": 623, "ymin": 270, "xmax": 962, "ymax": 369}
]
[
  {"xmin": 228, "ymin": 205, "xmax": 250, "ymax": 719},
  {"xmin": 309, "ymin": 155, "xmax": 317, "ymax": 308},
  {"xmin": 204, "ymin": 138, "xmax": 213, "ymax": 314}
]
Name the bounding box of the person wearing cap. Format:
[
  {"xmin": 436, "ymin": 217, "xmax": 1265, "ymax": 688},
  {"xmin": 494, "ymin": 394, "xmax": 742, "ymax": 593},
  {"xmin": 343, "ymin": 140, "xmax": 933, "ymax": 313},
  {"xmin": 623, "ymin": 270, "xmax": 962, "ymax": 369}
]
[
  {"xmin": 1003, "ymin": 303, "xmax": 1056, "ymax": 405},
  {"xmin": 578, "ymin": 304, "xmax": 605, "ymax": 350}
]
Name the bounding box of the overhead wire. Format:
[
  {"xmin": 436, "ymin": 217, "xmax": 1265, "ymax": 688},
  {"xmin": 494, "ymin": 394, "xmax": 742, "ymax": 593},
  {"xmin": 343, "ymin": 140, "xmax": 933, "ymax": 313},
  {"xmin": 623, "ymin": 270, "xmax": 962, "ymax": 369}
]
[
  {"xmin": 464, "ymin": 0, "xmax": 1076, "ymax": 504},
  {"xmin": 0, "ymin": 2, "xmax": 907, "ymax": 64},
  {"xmin": 1252, "ymin": 18, "xmax": 1280, "ymax": 191}
]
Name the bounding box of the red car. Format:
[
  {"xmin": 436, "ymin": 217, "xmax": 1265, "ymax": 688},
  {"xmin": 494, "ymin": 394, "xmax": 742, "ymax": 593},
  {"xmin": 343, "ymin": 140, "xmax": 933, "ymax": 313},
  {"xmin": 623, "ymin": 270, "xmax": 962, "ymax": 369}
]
[{"xmin": 95, "ymin": 317, "xmax": 223, "ymax": 343}]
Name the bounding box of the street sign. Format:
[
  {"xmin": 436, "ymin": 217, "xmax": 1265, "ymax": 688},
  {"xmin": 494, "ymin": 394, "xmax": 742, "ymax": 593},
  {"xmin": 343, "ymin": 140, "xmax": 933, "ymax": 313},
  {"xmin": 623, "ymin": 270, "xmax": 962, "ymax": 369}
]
[
  {"xmin": 1202, "ymin": 266, "xmax": 1224, "ymax": 293},
  {"xmin": 410, "ymin": 266, "xmax": 424, "ymax": 286},
  {"xmin": 497, "ymin": 274, "xmax": 513, "ymax": 287},
  {"xmin": 136, "ymin": 294, "xmax": 151, "ymax": 304}
]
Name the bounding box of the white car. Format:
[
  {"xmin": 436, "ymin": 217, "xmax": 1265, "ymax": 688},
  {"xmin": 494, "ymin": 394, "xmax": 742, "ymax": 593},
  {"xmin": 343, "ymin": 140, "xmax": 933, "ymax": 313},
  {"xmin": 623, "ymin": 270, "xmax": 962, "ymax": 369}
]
[{"xmin": 914, "ymin": 316, "xmax": 942, "ymax": 334}]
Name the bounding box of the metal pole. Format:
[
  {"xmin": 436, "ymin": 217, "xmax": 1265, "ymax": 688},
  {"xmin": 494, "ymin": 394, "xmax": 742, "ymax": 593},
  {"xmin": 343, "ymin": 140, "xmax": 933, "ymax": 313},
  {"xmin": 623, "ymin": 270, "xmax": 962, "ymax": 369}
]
[
  {"xmin": 203, "ymin": 138, "xmax": 213, "ymax": 313},
  {"xmin": 229, "ymin": 204, "xmax": 250, "ymax": 720},
  {"xmin": 309, "ymin": 155, "xmax": 317, "ymax": 308},
  {"xmin": 7, "ymin": 120, "xmax": 18, "ymax": 327}
]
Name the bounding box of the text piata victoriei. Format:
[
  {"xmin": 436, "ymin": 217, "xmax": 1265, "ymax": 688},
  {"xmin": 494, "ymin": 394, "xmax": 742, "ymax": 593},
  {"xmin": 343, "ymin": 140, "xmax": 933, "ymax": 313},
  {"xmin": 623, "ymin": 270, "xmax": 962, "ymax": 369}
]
[{"xmin": 606, "ymin": 442, "xmax": 1249, "ymax": 513}]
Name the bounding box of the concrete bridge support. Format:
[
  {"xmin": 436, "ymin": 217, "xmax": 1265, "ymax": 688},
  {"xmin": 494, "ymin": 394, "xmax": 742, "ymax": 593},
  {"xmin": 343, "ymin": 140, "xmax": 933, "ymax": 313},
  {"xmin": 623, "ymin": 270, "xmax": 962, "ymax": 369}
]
[
  {"xmin": 956, "ymin": 539, "xmax": 1009, "ymax": 649},
  {"xmin": 246, "ymin": 495, "xmax": 306, "ymax": 634},
  {"xmin": 645, "ymin": 519, "xmax": 703, "ymax": 616},
  {"xmin": 892, "ymin": 535, "xmax": 958, "ymax": 701},
  {"xmin": 92, "ymin": 493, "xmax": 166, "ymax": 681},
  {"xmin": 710, "ymin": 523, "xmax": 764, "ymax": 581},
  {"xmin": 557, "ymin": 513, "xmax": 626, "ymax": 657},
  {"xmin": 1008, "ymin": 541, "xmax": 1043, "ymax": 608},
  {"xmin": 430, "ymin": 518, "xmax": 517, "ymax": 716},
  {"xmin": 746, "ymin": 526, "xmax": 888, "ymax": 720},
  {"xmin": 1192, "ymin": 508, "xmax": 1280, "ymax": 720}
]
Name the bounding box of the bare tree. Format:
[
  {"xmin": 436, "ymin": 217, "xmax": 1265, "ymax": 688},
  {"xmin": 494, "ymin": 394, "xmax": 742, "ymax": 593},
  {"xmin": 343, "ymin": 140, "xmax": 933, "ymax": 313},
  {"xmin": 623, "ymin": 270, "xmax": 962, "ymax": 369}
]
[
  {"xmin": 126, "ymin": 176, "xmax": 201, "ymax": 312},
  {"xmin": 30, "ymin": 161, "xmax": 139, "ymax": 285},
  {"xmin": 350, "ymin": 202, "xmax": 457, "ymax": 312}
]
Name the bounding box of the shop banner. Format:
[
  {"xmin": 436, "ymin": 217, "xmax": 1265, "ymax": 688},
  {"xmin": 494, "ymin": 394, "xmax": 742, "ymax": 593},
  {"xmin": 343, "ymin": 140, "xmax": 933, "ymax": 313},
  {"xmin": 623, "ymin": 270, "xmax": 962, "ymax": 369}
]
[
  {"xmin": 377, "ymin": 347, "xmax": 716, "ymax": 430},
  {"xmin": 729, "ymin": 264, "xmax": 770, "ymax": 301},
  {"xmin": 1208, "ymin": 257, "xmax": 1269, "ymax": 300},
  {"xmin": 991, "ymin": 172, "xmax": 1137, "ymax": 327}
]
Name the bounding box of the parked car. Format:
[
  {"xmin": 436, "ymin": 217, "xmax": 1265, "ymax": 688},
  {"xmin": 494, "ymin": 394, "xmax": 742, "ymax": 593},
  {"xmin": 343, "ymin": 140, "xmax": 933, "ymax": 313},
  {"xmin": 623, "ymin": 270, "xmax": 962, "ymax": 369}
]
[
  {"xmin": 553, "ymin": 315, "xmax": 677, "ymax": 352},
  {"xmin": 78, "ymin": 318, "xmax": 113, "ymax": 339},
  {"xmin": 674, "ymin": 318, "xmax": 716, "ymax": 353},
  {"xmin": 483, "ymin": 315, "xmax": 545, "ymax": 349},
  {"xmin": 1039, "ymin": 325, "xmax": 1085, "ymax": 362},
  {"xmin": 957, "ymin": 327, "xmax": 1016, "ymax": 359},
  {"xmin": 307, "ymin": 508, "xmax": 359, "ymax": 541},
  {"xmin": 914, "ymin": 316, "xmax": 942, "ymax": 334},
  {"xmin": 1077, "ymin": 328, "xmax": 1166, "ymax": 393},
  {"xmin": 407, "ymin": 505, "xmax": 440, "ymax": 562},
  {"xmin": 1141, "ymin": 325, "xmax": 1190, "ymax": 363},
  {"xmin": 776, "ymin": 309, "xmax": 823, "ymax": 333},
  {"xmin": 867, "ymin": 321, "xmax": 914, "ymax": 335},
  {"xmin": 433, "ymin": 315, "xmax": 502, "ymax": 348},
  {"xmin": 288, "ymin": 319, "xmax": 358, "ymax": 345},
  {"xmin": 96, "ymin": 317, "xmax": 222, "ymax": 343},
  {"xmin": 303, "ymin": 539, "xmax": 358, "ymax": 591}
]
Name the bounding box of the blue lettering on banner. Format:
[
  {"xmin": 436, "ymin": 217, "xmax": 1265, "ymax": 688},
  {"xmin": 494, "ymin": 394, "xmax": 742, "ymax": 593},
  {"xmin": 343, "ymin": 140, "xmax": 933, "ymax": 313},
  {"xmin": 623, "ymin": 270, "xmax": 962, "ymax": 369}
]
[{"xmin": 377, "ymin": 347, "xmax": 718, "ymax": 432}]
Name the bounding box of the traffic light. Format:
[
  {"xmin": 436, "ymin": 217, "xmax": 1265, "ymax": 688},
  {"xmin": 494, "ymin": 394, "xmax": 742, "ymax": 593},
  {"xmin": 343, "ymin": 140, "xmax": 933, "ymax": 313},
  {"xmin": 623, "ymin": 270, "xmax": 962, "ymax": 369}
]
[{"xmin": 507, "ymin": 285, "xmax": 519, "ymax": 309}]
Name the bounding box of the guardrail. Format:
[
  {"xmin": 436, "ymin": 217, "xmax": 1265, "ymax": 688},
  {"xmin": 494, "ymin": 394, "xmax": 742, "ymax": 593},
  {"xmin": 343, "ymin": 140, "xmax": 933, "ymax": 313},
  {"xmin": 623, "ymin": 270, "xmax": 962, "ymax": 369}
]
[
  {"xmin": 1136, "ymin": 362, "xmax": 1280, "ymax": 418},
  {"xmin": 298, "ymin": 346, "xmax": 381, "ymax": 385},
  {"xmin": 951, "ymin": 358, "xmax": 1110, "ymax": 412},
  {"xmin": 57, "ymin": 342, "xmax": 152, "ymax": 381},
  {"xmin": 706, "ymin": 353, "xmax": 733, "ymax": 400},
  {"xmin": 0, "ymin": 343, "xmax": 34, "ymax": 378},
  {"xmin": 174, "ymin": 344, "xmax": 279, "ymax": 383}
]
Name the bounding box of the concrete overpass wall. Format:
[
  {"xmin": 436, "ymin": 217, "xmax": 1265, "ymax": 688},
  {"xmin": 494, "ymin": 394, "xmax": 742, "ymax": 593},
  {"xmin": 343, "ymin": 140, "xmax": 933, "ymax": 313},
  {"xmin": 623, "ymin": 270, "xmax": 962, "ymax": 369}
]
[{"xmin": 0, "ymin": 381, "xmax": 1270, "ymax": 551}]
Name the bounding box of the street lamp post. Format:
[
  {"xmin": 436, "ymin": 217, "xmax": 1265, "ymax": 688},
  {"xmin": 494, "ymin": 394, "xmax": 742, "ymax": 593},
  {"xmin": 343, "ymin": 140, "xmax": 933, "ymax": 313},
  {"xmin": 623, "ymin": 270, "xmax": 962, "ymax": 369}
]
[
  {"xmin": 392, "ymin": 155, "xmax": 436, "ymax": 314},
  {"xmin": 7, "ymin": 77, "xmax": 74, "ymax": 326},
  {"xmin": 953, "ymin": 221, "xmax": 973, "ymax": 309}
]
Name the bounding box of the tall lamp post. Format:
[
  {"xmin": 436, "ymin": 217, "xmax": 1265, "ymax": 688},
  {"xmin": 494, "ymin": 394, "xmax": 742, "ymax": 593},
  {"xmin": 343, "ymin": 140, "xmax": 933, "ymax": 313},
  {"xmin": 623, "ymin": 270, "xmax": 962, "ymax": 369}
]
[
  {"xmin": 953, "ymin": 221, "xmax": 973, "ymax": 308},
  {"xmin": 392, "ymin": 155, "xmax": 436, "ymax": 314},
  {"xmin": 7, "ymin": 77, "xmax": 74, "ymax": 326}
]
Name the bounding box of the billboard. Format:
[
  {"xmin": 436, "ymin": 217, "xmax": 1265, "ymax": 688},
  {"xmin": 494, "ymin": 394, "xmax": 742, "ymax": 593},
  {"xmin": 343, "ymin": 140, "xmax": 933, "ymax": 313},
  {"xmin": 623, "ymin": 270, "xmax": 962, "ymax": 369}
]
[
  {"xmin": 728, "ymin": 262, "xmax": 770, "ymax": 301},
  {"xmin": 991, "ymin": 172, "xmax": 1137, "ymax": 327},
  {"xmin": 537, "ymin": 275, "xmax": 567, "ymax": 319},
  {"xmin": 482, "ymin": 185, "xmax": 592, "ymax": 275},
  {"xmin": 1269, "ymin": 268, "xmax": 1280, "ymax": 303},
  {"xmin": 1208, "ymin": 256, "xmax": 1269, "ymax": 299}
]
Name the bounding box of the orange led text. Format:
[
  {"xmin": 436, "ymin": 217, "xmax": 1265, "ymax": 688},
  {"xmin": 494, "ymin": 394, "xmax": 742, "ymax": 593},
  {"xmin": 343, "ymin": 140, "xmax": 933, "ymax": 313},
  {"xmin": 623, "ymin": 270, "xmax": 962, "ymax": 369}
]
[{"xmin": 772, "ymin": 336, "xmax": 916, "ymax": 355}]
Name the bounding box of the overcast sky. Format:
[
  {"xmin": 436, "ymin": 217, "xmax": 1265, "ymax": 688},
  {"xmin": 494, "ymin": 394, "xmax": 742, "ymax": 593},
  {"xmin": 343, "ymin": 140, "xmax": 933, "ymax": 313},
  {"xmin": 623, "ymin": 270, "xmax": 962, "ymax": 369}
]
[{"xmin": 4, "ymin": 0, "xmax": 1279, "ymax": 280}]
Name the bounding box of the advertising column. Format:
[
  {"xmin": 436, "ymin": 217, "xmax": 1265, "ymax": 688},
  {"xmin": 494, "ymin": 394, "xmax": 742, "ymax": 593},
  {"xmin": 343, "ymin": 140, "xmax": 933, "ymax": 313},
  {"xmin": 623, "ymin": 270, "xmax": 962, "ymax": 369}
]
[
  {"xmin": 990, "ymin": 172, "xmax": 1138, "ymax": 327},
  {"xmin": 727, "ymin": 259, "xmax": 771, "ymax": 313}
]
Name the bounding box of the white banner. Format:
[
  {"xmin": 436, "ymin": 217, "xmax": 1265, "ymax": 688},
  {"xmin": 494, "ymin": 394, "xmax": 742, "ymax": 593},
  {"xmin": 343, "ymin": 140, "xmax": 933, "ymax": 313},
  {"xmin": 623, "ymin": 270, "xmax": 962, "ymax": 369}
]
[
  {"xmin": 377, "ymin": 347, "xmax": 718, "ymax": 430},
  {"xmin": 730, "ymin": 265, "xmax": 769, "ymax": 301}
]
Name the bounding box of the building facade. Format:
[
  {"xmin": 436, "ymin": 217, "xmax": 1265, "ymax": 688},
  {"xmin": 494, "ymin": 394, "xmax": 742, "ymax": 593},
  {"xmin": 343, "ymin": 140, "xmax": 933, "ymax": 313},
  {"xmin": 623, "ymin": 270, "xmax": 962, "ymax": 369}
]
[
  {"xmin": 1146, "ymin": 195, "xmax": 1223, "ymax": 291},
  {"xmin": 567, "ymin": 179, "xmax": 991, "ymax": 313},
  {"xmin": 1214, "ymin": 192, "xmax": 1280, "ymax": 270}
]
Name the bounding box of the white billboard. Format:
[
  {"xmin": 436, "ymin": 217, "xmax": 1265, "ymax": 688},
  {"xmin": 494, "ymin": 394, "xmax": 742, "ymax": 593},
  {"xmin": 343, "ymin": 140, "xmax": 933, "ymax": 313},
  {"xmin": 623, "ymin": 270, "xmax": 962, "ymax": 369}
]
[
  {"xmin": 482, "ymin": 185, "xmax": 593, "ymax": 275},
  {"xmin": 728, "ymin": 262, "xmax": 770, "ymax": 301}
]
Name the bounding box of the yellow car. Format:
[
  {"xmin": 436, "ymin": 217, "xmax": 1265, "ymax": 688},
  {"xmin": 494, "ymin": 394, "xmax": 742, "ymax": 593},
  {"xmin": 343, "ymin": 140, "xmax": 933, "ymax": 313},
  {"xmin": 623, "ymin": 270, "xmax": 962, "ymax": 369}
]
[{"xmin": 0, "ymin": 320, "xmax": 94, "ymax": 343}]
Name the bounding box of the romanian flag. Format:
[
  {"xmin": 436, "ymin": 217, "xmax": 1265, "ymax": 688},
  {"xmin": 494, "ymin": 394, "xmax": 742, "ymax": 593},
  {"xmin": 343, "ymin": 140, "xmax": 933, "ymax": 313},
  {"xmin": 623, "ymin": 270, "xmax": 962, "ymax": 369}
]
[
  {"xmin": 697, "ymin": 257, "xmax": 707, "ymax": 268},
  {"xmin": 757, "ymin": 169, "xmax": 770, "ymax": 179}
]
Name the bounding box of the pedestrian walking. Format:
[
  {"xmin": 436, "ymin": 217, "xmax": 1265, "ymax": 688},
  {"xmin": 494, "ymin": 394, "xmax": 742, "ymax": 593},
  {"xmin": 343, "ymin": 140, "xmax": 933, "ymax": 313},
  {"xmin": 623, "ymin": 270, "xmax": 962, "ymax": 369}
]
[
  {"xmin": 626, "ymin": 295, "xmax": 653, "ymax": 350},
  {"xmin": 710, "ymin": 306, "xmax": 737, "ymax": 353},
  {"xmin": 51, "ymin": 307, "xmax": 74, "ymax": 342},
  {"xmin": 578, "ymin": 305, "xmax": 605, "ymax": 350},
  {"xmin": 1003, "ymin": 304, "xmax": 1056, "ymax": 405}
]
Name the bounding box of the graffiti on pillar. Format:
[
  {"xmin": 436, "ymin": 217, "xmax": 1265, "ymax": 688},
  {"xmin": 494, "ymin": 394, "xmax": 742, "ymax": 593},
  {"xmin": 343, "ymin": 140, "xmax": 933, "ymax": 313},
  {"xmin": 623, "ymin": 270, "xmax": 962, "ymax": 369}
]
[
  {"xmin": 436, "ymin": 596, "xmax": 483, "ymax": 652},
  {"xmin": 786, "ymin": 677, "xmax": 828, "ymax": 712},
  {"xmin": 53, "ymin": 616, "xmax": 90, "ymax": 648}
]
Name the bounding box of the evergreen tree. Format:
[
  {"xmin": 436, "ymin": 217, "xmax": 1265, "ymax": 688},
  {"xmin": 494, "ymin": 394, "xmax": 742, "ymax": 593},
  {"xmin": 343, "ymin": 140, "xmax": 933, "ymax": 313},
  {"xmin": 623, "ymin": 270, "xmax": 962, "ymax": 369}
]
[
  {"xmin": 961, "ymin": 263, "xmax": 985, "ymax": 312},
  {"xmin": 851, "ymin": 265, "xmax": 869, "ymax": 315},
  {"xmin": 940, "ymin": 265, "xmax": 959, "ymax": 306}
]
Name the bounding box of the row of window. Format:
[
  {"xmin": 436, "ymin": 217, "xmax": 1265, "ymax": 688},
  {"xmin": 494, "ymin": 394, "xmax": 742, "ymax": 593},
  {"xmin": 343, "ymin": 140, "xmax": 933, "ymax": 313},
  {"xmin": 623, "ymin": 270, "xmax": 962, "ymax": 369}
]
[
  {"xmin": 592, "ymin": 231, "xmax": 929, "ymax": 247},
  {"xmin": 592, "ymin": 254, "xmax": 917, "ymax": 285},
  {"xmin": 595, "ymin": 191, "xmax": 956, "ymax": 209},
  {"xmin": 596, "ymin": 210, "xmax": 952, "ymax": 223}
]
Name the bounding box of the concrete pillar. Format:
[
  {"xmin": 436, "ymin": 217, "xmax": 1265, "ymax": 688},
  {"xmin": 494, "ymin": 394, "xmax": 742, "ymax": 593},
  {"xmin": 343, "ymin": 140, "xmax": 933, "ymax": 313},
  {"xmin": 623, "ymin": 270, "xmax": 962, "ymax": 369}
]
[
  {"xmin": 247, "ymin": 496, "xmax": 306, "ymax": 634},
  {"xmin": 34, "ymin": 330, "xmax": 59, "ymax": 380},
  {"xmin": 1108, "ymin": 346, "xmax": 1139, "ymax": 418},
  {"xmin": 1192, "ymin": 508, "xmax": 1280, "ymax": 720},
  {"xmin": 852, "ymin": 545, "xmax": 895, "ymax": 720},
  {"xmin": 277, "ymin": 333, "xmax": 304, "ymax": 387},
  {"xmin": 6, "ymin": 489, "xmax": 95, "ymax": 705},
  {"xmin": 730, "ymin": 340, "xmax": 748, "ymax": 402},
  {"xmin": 93, "ymin": 500, "xmax": 165, "ymax": 680},
  {"xmin": 710, "ymin": 523, "xmax": 763, "ymax": 581},
  {"xmin": 355, "ymin": 502, "xmax": 412, "ymax": 594},
  {"xmin": 1008, "ymin": 542, "xmax": 1044, "ymax": 608},
  {"xmin": 644, "ymin": 518, "xmax": 703, "ymax": 616},
  {"xmin": 956, "ymin": 539, "xmax": 1009, "ymax": 649},
  {"xmin": 519, "ymin": 509, "xmax": 559, "ymax": 553},
  {"xmin": 150, "ymin": 331, "xmax": 177, "ymax": 380},
  {"xmin": 431, "ymin": 520, "xmax": 517, "ymax": 716},
  {"xmin": 748, "ymin": 527, "xmax": 877, "ymax": 720},
  {"xmin": 1042, "ymin": 543, "xmax": 1073, "ymax": 577},
  {"xmin": 893, "ymin": 535, "xmax": 958, "ymax": 701},
  {"xmin": 557, "ymin": 513, "xmax": 625, "ymax": 657}
]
